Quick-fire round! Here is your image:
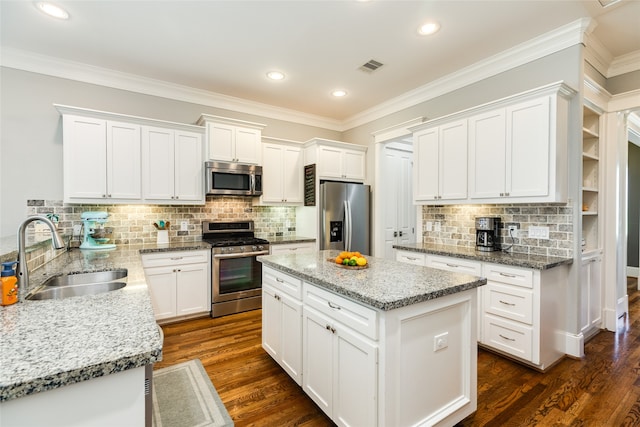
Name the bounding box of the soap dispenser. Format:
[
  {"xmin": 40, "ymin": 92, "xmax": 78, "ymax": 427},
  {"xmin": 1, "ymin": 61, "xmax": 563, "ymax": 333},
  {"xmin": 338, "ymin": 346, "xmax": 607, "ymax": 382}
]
[{"xmin": 1, "ymin": 261, "xmax": 18, "ymax": 306}]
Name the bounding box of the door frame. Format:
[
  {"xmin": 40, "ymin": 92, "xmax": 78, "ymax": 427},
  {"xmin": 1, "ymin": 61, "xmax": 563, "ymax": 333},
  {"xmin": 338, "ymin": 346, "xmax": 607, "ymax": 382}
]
[{"xmin": 371, "ymin": 118, "xmax": 424, "ymax": 258}]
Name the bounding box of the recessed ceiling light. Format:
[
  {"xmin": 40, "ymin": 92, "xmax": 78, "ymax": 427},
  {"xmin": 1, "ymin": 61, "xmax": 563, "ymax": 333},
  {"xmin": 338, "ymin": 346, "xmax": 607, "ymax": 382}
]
[
  {"xmin": 332, "ymin": 90, "xmax": 347, "ymax": 98},
  {"xmin": 267, "ymin": 71, "xmax": 285, "ymax": 81},
  {"xmin": 35, "ymin": 2, "xmax": 69, "ymax": 20},
  {"xmin": 417, "ymin": 21, "xmax": 440, "ymax": 36}
]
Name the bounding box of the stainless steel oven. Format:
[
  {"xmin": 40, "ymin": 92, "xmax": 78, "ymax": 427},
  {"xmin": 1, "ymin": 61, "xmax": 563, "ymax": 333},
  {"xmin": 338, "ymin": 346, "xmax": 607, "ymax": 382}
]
[{"xmin": 203, "ymin": 221, "xmax": 269, "ymax": 318}]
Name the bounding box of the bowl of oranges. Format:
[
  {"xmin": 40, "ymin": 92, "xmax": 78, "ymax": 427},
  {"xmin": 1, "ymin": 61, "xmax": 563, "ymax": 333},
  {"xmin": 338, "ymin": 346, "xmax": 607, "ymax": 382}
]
[{"xmin": 329, "ymin": 251, "xmax": 368, "ymax": 269}]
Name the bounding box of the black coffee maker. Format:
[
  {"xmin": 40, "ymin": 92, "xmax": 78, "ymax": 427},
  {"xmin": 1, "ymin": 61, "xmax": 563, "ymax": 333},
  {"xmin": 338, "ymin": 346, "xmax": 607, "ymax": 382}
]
[{"xmin": 475, "ymin": 217, "xmax": 501, "ymax": 252}]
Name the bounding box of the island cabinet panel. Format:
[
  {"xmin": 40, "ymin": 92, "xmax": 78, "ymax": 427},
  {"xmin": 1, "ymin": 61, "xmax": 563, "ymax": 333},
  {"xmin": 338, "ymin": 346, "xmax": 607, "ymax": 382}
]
[
  {"xmin": 302, "ymin": 304, "xmax": 378, "ymax": 427},
  {"xmin": 262, "ymin": 268, "xmax": 303, "ymax": 384},
  {"xmin": 269, "ymin": 241, "xmax": 315, "ymax": 255}
]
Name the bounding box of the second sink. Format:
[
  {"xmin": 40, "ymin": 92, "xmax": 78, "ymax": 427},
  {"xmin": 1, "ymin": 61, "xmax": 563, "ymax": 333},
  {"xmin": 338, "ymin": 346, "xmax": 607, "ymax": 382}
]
[
  {"xmin": 41, "ymin": 269, "xmax": 127, "ymax": 287},
  {"xmin": 26, "ymin": 269, "xmax": 128, "ymax": 301}
]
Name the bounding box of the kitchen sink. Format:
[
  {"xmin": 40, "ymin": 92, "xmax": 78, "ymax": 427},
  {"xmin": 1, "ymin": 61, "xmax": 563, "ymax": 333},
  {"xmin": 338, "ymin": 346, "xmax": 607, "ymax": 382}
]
[{"xmin": 26, "ymin": 269, "xmax": 128, "ymax": 300}]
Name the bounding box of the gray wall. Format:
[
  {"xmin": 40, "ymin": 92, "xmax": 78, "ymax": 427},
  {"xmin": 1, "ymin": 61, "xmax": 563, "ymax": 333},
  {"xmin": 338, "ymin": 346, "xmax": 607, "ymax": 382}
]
[
  {"xmin": 629, "ymin": 141, "xmax": 640, "ymax": 269},
  {"xmin": 0, "ymin": 67, "xmax": 341, "ymax": 236}
]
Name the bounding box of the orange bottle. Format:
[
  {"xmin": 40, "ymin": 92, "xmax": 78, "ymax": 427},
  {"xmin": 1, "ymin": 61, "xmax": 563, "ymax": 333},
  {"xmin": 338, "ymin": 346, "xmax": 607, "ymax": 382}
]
[{"xmin": 1, "ymin": 261, "xmax": 18, "ymax": 306}]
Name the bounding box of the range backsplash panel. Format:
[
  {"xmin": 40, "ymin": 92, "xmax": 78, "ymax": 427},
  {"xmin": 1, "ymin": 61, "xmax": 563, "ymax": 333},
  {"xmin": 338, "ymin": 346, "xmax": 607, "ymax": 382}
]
[{"xmin": 26, "ymin": 198, "xmax": 297, "ymax": 246}]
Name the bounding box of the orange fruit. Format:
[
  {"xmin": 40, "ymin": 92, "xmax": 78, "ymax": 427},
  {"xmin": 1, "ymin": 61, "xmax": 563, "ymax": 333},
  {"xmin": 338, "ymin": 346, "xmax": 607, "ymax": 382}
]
[
  {"xmin": 354, "ymin": 252, "xmax": 362, "ymax": 258},
  {"xmin": 335, "ymin": 257, "xmax": 343, "ymax": 265},
  {"xmin": 339, "ymin": 251, "xmax": 350, "ymax": 259}
]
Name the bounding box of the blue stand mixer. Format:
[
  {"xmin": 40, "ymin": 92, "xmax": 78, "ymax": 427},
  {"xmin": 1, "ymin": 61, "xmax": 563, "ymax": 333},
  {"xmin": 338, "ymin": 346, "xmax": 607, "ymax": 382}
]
[{"xmin": 80, "ymin": 211, "xmax": 116, "ymax": 250}]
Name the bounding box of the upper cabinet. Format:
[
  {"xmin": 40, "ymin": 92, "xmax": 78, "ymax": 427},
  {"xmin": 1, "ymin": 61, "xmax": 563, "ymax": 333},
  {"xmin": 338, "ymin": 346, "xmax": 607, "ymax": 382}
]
[
  {"xmin": 256, "ymin": 137, "xmax": 304, "ymax": 206},
  {"xmin": 414, "ymin": 119, "xmax": 467, "ymax": 202},
  {"xmin": 56, "ymin": 105, "xmax": 205, "ymax": 205},
  {"xmin": 142, "ymin": 126, "xmax": 204, "ymax": 203},
  {"xmin": 411, "ymin": 82, "xmax": 576, "ymax": 205},
  {"xmin": 197, "ymin": 114, "xmax": 266, "ymax": 165},
  {"xmin": 304, "ymin": 138, "xmax": 367, "ymax": 182}
]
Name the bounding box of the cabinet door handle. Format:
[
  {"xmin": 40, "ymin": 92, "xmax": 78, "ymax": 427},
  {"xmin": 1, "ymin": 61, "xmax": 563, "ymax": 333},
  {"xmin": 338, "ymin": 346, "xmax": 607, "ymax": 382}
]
[
  {"xmin": 446, "ymin": 263, "xmax": 459, "ymax": 268},
  {"xmin": 406, "ymin": 256, "xmax": 419, "ymax": 261},
  {"xmin": 276, "ymin": 278, "xmax": 284, "ymax": 283},
  {"xmin": 274, "ymin": 294, "xmax": 281, "ymax": 301},
  {"xmin": 328, "ymin": 301, "xmax": 341, "ymax": 310},
  {"xmin": 499, "ymin": 300, "xmax": 516, "ymax": 306},
  {"xmin": 499, "ymin": 334, "xmax": 516, "ymax": 341},
  {"xmin": 170, "ymin": 257, "xmax": 183, "ymax": 260},
  {"xmin": 289, "ymin": 248, "xmax": 298, "ymax": 251},
  {"xmin": 499, "ymin": 272, "xmax": 517, "ymax": 278}
]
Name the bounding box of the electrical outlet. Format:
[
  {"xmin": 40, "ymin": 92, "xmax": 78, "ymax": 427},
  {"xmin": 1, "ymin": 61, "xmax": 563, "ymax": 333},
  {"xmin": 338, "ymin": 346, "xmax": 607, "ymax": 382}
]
[
  {"xmin": 529, "ymin": 225, "xmax": 550, "ymax": 239},
  {"xmin": 426, "ymin": 221, "xmax": 433, "ymax": 232},
  {"xmin": 180, "ymin": 221, "xmax": 189, "ymax": 232},
  {"xmin": 73, "ymin": 224, "xmax": 82, "ymax": 237},
  {"xmin": 506, "ymin": 223, "xmax": 519, "ymax": 238},
  {"xmin": 434, "ymin": 332, "xmax": 449, "ymax": 351},
  {"xmin": 434, "ymin": 222, "xmax": 441, "ymax": 232}
]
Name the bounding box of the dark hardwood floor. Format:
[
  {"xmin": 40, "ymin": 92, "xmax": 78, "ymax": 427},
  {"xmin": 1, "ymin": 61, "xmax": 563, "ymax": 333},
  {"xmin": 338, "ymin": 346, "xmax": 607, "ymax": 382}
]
[{"xmin": 156, "ymin": 277, "xmax": 640, "ymax": 426}]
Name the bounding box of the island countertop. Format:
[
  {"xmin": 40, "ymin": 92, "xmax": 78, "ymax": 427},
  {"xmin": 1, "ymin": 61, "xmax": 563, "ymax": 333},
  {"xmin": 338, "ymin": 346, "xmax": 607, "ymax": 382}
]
[
  {"xmin": 0, "ymin": 241, "xmax": 210, "ymax": 403},
  {"xmin": 258, "ymin": 250, "xmax": 486, "ymax": 311}
]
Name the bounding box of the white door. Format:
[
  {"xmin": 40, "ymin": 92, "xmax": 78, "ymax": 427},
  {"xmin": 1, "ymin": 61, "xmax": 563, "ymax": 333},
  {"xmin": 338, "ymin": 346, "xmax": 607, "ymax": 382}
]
[
  {"xmin": 175, "ymin": 263, "xmax": 209, "ymax": 316},
  {"xmin": 144, "ymin": 266, "xmax": 177, "ymax": 320},
  {"xmin": 413, "ymin": 128, "xmax": 439, "ymax": 201},
  {"xmin": 106, "ymin": 121, "xmax": 141, "ymax": 200},
  {"xmin": 280, "ymin": 292, "xmax": 303, "ymax": 384},
  {"xmin": 63, "ymin": 115, "xmax": 107, "ymax": 200},
  {"xmin": 439, "ymin": 119, "xmax": 468, "ymax": 200},
  {"xmin": 142, "ymin": 126, "xmax": 175, "ymax": 200},
  {"xmin": 383, "ymin": 143, "xmax": 415, "ymax": 260},
  {"xmin": 303, "ymin": 306, "xmax": 334, "ymax": 416},
  {"xmin": 469, "ymin": 109, "xmax": 506, "ymax": 199},
  {"xmin": 262, "ymin": 284, "xmax": 281, "ymax": 360}
]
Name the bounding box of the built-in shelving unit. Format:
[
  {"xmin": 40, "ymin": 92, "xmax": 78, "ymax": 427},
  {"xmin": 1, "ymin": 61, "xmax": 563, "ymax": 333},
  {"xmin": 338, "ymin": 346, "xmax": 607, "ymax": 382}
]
[{"xmin": 581, "ymin": 105, "xmax": 602, "ymax": 254}]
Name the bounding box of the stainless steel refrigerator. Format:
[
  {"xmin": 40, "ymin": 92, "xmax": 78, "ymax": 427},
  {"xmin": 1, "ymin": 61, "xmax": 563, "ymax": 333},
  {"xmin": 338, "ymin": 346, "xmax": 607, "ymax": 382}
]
[{"xmin": 319, "ymin": 181, "xmax": 371, "ymax": 255}]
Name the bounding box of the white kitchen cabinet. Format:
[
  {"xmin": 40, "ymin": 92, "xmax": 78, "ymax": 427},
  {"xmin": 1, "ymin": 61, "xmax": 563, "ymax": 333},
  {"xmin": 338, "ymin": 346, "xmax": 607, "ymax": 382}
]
[
  {"xmin": 413, "ymin": 119, "xmax": 468, "ymax": 203},
  {"xmin": 303, "ymin": 138, "xmax": 367, "ymax": 182},
  {"xmin": 425, "ymin": 254, "xmax": 482, "ymax": 276},
  {"xmin": 580, "ymin": 252, "xmax": 602, "ymax": 338},
  {"xmin": 62, "ymin": 115, "xmax": 141, "ymax": 203},
  {"xmin": 470, "ymin": 96, "xmax": 558, "ymax": 201},
  {"xmin": 269, "ymin": 241, "xmax": 315, "ymax": 255},
  {"xmin": 258, "ymin": 140, "xmax": 303, "ymax": 205},
  {"xmin": 141, "ymin": 250, "xmax": 210, "ymax": 322},
  {"xmin": 197, "ymin": 114, "xmax": 265, "ymax": 164},
  {"xmin": 262, "ymin": 267, "xmax": 303, "ymax": 385},
  {"xmin": 480, "ymin": 262, "xmax": 567, "ymax": 370},
  {"xmin": 142, "ymin": 126, "xmax": 204, "ymax": 204},
  {"xmin": 302, "ymin": 283, "xmax": 378, "ymax": 427},
  {"xmin": 395, "ymin": 250, "xmax": 426, "ymax": 266}
]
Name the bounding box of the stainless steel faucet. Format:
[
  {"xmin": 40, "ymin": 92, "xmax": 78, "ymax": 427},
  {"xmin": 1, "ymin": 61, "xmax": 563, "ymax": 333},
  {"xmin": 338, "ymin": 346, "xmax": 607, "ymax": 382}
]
[{"xmin": 17, "ymin": 216, "xmax": 65, "ymax": 301}]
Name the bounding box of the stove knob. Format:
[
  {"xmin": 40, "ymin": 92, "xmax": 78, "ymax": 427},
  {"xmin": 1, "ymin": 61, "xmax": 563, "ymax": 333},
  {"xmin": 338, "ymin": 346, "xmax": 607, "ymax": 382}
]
[
  {"xmin": 258, "ymin": 245, "xmax": 265, "ymax": 251},
  {"xmin": 252, "ymin": 245, "xmax": 258, "ymax": 251}
]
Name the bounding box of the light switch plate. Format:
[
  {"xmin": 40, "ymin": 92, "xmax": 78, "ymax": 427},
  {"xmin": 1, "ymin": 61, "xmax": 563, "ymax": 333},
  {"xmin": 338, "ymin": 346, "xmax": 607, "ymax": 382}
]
[
  {"xmin": 529, "ymin": 226, "xmax": 550, "ymax": 239},
  {"xmin": 434, "ymin": 332, "xmax": 449, "ymax": 351},
  {"xmin": 180, "ymin": 221, "xmax": 188, "ymax": 232}
]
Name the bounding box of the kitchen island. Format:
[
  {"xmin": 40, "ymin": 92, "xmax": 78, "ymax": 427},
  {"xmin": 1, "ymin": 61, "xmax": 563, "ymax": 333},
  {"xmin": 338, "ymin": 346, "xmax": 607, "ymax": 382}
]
[
  {"xmin": 258, "ymin": 250, "xmax": 487, "ymax": 427},
  {"xmin": 0, "ymin": 241, "xmax": 208, "ymax": 426}
]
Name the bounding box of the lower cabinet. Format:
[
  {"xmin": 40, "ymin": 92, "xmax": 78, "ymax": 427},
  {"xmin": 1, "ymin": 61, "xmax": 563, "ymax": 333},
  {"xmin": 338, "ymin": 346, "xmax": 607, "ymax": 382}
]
[
  {"xmin": 395, "ymin": 250, "xmax": 568, "ymax": 370},
  {"xmin": 141, "ymin": 250, "xmax": 210, "ymax": 322},
  {"xmin": 303, "ymin": 305, "xmax": 378, "ymax": 427},
  {"xmin": 579, "ymin": 252, "xmax": 602, "ymax": 337},
  {"xmin": 262, "ymin": 268, "xmax": 303, "ymax": 385}
]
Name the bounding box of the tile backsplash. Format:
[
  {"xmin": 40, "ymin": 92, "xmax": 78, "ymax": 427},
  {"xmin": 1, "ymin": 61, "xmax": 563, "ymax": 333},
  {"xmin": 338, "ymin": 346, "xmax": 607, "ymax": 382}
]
[
  {"xmin": 26, "ymin": 198, "xmax": 297, "ymax": 246},
  {"xmin": 421, "ymin": 203, "xmax": 573, "ymax": 257}
]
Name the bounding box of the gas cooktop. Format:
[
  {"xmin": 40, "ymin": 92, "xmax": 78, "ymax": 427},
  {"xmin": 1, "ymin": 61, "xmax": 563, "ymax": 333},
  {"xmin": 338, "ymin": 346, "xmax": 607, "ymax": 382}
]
[{"xmin": 201, "ymin": 220, "xmax": 269, "ymax": 248}]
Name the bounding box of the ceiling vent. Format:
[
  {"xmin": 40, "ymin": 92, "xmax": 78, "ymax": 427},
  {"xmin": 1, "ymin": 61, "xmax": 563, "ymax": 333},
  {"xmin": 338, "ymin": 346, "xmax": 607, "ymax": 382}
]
[{"xmin": 359, "ymin": 59, "xmax": 384, "ymax": 73}]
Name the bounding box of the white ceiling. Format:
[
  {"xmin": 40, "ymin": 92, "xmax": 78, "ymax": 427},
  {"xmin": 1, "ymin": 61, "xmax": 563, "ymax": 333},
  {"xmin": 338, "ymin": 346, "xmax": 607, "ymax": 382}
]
[{"xmin": 1, "ymin": 0, "xmax": 639, "ymax": 125}]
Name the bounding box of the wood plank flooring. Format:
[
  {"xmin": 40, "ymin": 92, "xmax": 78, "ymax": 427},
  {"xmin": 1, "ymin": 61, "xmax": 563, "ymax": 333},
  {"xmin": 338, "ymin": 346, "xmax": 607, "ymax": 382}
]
[{"xmin": 156, "ymin": 277, "xmax": 640, "ymax": 426}]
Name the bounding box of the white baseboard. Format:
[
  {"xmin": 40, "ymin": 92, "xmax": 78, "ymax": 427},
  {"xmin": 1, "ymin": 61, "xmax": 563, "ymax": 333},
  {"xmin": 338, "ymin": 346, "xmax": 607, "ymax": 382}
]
[
  {"xmin": 627, "ymin": 266, "xmax": 639, "ymax": 278},
  {"xmin": 563, "ymin": 332, "xmax": 584, "ymax": 358}
]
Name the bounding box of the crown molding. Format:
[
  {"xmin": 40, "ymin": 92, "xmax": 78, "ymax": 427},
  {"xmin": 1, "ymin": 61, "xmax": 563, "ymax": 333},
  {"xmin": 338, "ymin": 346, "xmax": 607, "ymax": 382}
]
[
  {"xmin": 0, "ymin": 47, "xmax": 344, "ymax": 131},
  {"xmin": 341, "ymin": 18, "xmax": 592, "ymax": 130},
  {"xmin": 0, "ymin": 17, "xmax": 605, "ymax": 134},
  {"xmin": 609, "ymin": 50, "xmax": 640, "ymax": 78}
]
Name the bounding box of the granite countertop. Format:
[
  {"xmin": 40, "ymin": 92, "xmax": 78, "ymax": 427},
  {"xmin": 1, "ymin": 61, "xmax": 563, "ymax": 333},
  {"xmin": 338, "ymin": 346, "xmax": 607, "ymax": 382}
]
[
  {"xmin": 262, "ymin": 236, "xmax": 316, "ymax": 245},
  {"xmin": 0, "ymin": 241, "xmax": 211, "ymax": 403},
  {"xmin": 393, "ymin": 243, "xmax": 573, "ymax": 270},
  {"xmin": 258, "ymin": 250, "xmax": 486, "ymax": 311}
]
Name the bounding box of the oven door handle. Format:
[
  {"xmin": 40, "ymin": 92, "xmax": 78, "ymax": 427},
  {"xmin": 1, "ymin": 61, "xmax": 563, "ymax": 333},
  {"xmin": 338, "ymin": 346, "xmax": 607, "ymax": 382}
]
[{"xmin": 213, "ymin": 251, "xmax": 269, "ymax": 259}]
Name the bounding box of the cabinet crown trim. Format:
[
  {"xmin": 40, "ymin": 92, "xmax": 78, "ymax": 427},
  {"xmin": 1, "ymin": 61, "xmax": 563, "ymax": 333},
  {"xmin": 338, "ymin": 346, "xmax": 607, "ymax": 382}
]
[
  {"xmin": 196, "ymin": 114, "xmax": 266, "ymax": 129},
  {"xmin": 262, "ymin": 136, "xmax": 304, "ymax": 146},
  {"xmin": 303, "ymin": 137, "xmax": 367, "ymax": 152},
  {"xmin": 54, "ymin": 104, "xmax": 205, "ymax": 133},
  {"xmin": 409, "ymin": 81, "xmax": 577, "ymax": 132}
]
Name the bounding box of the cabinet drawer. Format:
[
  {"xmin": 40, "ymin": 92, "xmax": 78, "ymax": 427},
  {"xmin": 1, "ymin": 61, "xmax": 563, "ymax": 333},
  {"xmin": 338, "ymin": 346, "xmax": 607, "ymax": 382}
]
[
  {"xmin": 482, "ymin": 314, "xmax": 533, "ymax": 362},
  {"xmin": 484, "ymin": 263, "xmax": 533, "ymax": 288},
  {"xmin": 426, "ymin": 254, "xmax": 482, "ymax": 276},
  {"xmin": 270, "ymin": 243, "xmax": 315, "ymax": 255},
  {"xmin": 483, "ymin": 283, "xmax": 533, "ymax": 324},
  {"xmin": 395, "ymin": 251, "xmax": 426, "ymax": 266},
  {"xmin": 141, "ymin": 250, "xmax": 210, "ymax": 268},
  {"xmin": 263, "ymin": 267, "xmax": 302, "ymax": 299},
  {"xmin": 303, "ymin": 283, "xmax": 378, "ymax": 340}
]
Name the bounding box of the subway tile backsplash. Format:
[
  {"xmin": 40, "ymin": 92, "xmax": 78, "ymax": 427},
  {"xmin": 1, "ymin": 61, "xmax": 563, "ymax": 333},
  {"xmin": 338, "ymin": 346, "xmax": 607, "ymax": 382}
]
[
  {"xmin": 26, "ymin": 197, "xmax": 297, "ymax": 246},
  {"xmin": 421, "ymin": 203, "xmax": 573, "ymax": 257}
]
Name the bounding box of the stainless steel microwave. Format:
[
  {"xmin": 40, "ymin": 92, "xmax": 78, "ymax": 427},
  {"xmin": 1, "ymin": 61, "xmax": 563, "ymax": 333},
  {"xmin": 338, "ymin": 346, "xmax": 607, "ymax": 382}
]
[{"xmin": 205, "ymin": 161, "xmax": 262, "ymax": 196}]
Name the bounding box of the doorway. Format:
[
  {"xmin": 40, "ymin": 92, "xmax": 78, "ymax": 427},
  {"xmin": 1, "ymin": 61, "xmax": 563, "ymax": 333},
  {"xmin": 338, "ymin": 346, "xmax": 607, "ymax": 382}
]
[{"xmin": 380, "ymin": 141, "xmax": 415, "ymax": 260}]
